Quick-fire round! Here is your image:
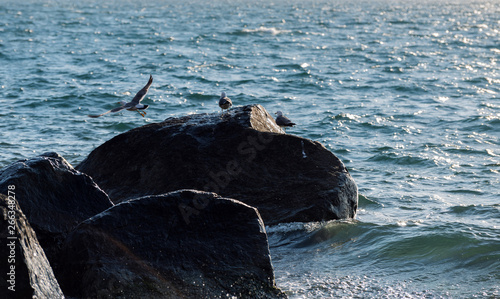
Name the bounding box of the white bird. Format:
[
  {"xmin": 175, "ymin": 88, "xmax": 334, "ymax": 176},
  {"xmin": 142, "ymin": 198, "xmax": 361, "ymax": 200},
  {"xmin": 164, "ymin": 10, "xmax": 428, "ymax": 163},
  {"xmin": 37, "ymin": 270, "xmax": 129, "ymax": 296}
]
[
  {"xmin": 88, "ymin": 75, "xmax": 153, "ymax": 118},
  {"xmin": 218, "ymin": 92, "xmax": 232, "ymax": 114},
  {"xmin": 275, "ymin": 111, "xmax": 296, "ymax": 132}
]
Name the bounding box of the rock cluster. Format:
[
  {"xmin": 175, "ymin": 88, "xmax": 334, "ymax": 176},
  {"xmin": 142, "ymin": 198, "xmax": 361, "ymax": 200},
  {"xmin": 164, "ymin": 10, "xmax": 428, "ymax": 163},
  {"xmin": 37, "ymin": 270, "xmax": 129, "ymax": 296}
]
[{"xmin": 0, "ymin": 104, "xmax": 357, "ymax": 298}]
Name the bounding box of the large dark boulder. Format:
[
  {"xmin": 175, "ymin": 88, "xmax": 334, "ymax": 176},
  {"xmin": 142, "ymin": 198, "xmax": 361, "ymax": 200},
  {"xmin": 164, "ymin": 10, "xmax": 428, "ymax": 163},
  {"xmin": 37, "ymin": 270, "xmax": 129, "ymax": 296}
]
[
  {"xmin": 0, "ymin": 194, "xmax": 65, "ymax": 298},
  {"xmin": 77, "ymin": 104, "xmax": 358, "ymax": 225},
  {"xmin": 58, "ymin": 190, "xmax": 285, "ymax": 298},
  {"xmin": 0, "ymin": 152, "xmax": 113, "ymax": 267}
]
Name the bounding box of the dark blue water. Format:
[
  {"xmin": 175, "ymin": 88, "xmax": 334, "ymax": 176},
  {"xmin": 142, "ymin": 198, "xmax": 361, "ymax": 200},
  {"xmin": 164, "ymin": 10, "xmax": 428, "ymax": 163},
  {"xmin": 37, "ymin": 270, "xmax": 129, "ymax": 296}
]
[{"xmin": 1, "ymin": 0, "xmax": 499, "ymax": 297}]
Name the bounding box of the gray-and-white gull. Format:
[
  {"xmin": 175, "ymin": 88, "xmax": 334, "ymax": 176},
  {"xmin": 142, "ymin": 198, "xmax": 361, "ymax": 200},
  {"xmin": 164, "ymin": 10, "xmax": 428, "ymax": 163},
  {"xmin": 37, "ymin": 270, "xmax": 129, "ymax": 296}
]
[
  {"xmin": 218, "ymin": 92, "xmax": 232, "ymax": 114},
  {"xmin": 275, "ymin": 111, "xmax": 296, "ymax": 132},
  {"xmin": 88, "ymin": 75, "xmax": 153, "ymax": 118}
]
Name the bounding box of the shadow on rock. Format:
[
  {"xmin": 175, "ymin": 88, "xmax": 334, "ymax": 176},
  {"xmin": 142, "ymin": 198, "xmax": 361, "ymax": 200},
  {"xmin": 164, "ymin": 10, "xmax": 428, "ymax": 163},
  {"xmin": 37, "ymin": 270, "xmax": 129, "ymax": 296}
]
[
  {"xmin": 0, "ymin": 152, "xmax": 113, "ymax": 273},
  {"xmin": 77, "ymin": 104, "xmax": 358, "ymax": 225},
  {"xmin": 58, "ymin": 190, "xmax": 286, "ymax": 298},
  {"xmin": 0, "ymin": 194, "xmax": 65, "ymax": 298}
]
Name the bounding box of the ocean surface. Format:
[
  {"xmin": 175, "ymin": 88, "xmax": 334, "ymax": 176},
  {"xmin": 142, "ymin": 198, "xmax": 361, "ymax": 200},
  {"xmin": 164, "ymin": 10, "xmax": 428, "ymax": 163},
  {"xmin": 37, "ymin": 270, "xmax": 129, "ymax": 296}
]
[{"xmin": 1, "ymin": 0, "xmax": 499, "ymax": 297}]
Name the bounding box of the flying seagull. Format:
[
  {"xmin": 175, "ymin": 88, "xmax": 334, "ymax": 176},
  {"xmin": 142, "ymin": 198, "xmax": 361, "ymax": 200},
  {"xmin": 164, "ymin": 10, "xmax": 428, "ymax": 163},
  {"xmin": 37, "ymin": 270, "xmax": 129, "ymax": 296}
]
[
  {"xmin": 275, "ymin": 111, "xmax": 296, "ymax": 132},
  {"xmin": 88, "ymin": 75, "xmax": 153, "ymax": 118},
  {"xmin": 218, "ymin": 92, "xmax": 232, "ymax": 114}
]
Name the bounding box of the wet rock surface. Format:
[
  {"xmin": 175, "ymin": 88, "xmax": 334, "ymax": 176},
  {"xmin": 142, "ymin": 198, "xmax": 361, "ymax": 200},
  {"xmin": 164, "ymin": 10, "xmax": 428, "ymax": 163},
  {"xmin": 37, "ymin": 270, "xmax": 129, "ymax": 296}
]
[
  {"xmin": 58, "ymin": 190, "xmax": 285, "ymax": 298},
  {"xmin": 0, "ymin": 152, "xmax": 113, "ymax": 272},
  {"xmin": 0, "ymin": 194, "xmax": 65, "ymax": 298},
  {"xmin": 77, "ymin": 104, "xmax": 358, "ymax": 225}
]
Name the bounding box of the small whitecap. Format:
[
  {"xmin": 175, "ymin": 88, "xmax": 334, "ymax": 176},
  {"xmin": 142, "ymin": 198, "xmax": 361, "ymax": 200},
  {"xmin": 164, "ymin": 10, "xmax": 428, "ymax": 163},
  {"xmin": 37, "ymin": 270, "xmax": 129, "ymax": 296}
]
[
  {"xmin": 396, "ymin": 221, "xmax": 407, "ymax": 227},
  {"xmin": 436, "ymin": 96, "xmax": 449, "ymax": 102},
  {"xmin": 486, "ymin": 149, "xmax": 498, "ymax": 157}
]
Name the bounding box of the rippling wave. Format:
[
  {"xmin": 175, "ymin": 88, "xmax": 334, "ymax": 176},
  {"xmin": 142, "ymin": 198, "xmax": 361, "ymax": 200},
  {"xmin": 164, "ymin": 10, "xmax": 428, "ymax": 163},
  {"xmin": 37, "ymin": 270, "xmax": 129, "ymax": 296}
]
[{"xmin": 269, "ymin": 218, "xmax": 500, "ymax": 298}]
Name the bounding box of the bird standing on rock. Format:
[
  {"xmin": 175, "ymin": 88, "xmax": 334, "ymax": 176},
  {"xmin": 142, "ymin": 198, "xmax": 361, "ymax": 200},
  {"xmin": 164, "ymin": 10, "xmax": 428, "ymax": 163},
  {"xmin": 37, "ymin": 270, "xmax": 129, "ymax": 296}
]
[
  {"xmin": 218, "ymin": 92, "xmax": 232, "ymax": 114},
  {"xmin": 88, "ymin": 75, "xmax": 153, "ymax": 118},
  {"xmin": 275, "ymin": 111, "xmax": 296, "ymax": 133}
]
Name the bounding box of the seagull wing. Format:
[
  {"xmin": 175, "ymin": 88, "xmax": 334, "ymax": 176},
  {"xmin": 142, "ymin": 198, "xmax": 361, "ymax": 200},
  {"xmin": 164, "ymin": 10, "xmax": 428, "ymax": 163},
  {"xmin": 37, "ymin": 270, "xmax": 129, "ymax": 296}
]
[
  {"xmin": 131, "ymin": 75, "xmax": 153, "ymax": 105},
  {"xmin": 276, "ymin": 115, "xmax": 296, "ymax": 126},
  {"xmin": 219, "ymin": 96, "xmax": 232, "ymax": 107},
  {"xmin": 286, "ymin": 117, "xmax": 296, "ymax": 126},
  {"xmin": 88, "ymin": 106, "xmax": 127, "ymax": 118}
]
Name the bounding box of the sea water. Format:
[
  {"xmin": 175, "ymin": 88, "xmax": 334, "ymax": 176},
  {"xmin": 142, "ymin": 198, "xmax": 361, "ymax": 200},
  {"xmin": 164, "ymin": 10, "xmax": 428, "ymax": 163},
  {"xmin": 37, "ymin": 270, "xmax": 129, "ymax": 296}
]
[{"xmin": 0, "ymin": 0, "xmax": 498, "ymax": 297}]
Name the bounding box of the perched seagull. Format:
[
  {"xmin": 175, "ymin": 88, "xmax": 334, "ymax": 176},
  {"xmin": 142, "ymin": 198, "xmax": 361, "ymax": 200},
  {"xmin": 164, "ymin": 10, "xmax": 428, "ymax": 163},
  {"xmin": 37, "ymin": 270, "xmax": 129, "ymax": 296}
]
[
  {"xmin": 88, "ymin": 75, "xmax": 153, "ymax": 118},
  {"xmin": 218, "ymin": 92, "xmax": 232, "ymax": 114},
  {"xmin": 275, "ymin": 111, "xmax": 296, "ymax": 132}
]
